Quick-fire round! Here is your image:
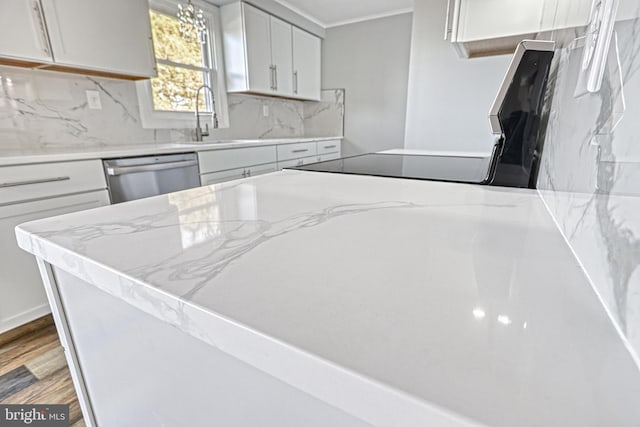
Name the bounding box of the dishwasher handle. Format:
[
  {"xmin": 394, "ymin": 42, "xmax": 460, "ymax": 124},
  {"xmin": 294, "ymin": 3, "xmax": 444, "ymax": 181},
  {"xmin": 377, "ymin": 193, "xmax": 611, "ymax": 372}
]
[{"xmin": 106, "ymin": 159, "xmax": 198, "ymax": 176}]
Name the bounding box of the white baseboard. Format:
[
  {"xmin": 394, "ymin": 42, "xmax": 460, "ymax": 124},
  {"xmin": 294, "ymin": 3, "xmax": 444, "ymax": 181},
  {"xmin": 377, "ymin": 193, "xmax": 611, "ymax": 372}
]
[{"xmin": 0, "ymin": 304, "xmax": 51, "ymax": 334}]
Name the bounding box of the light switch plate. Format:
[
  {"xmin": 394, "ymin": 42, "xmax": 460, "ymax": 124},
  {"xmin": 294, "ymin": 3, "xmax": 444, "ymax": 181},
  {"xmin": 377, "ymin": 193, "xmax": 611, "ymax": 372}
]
[
  {"xmin": 86, "ymin": 90, "xmax": 102, "ymax": 109},
  {"xmin": 262, "ymin": 105, "xmax": 269, "ymax": 117}
]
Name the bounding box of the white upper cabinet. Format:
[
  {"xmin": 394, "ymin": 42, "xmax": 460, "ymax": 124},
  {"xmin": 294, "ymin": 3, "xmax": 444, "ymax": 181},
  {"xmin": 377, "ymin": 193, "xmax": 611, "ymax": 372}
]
[
  {"xmin": 243, "ymin": 4, "xmax": 273, "ymax": 93},
  {"xmin": 458, "ymin": 0, "xmax": 546, "ymax": 41},
  {"xmin": 292, "ymin": 27, "xmax": 321, "ymax": 101},
  {"xmin": 270, "ymin": 16, "xmax": 293, "ymax": 96},
  {"xmin": 40, "ymin": 0, "xmax": 156, "ymax": 78},
  {"xmin": 0, "ymin": 0, "xmax": 53, "ymax": 64},
  {"xmin": 222, "ymin": 2, "xmax": 321, "ymax": 100},
  {"xmin": 447, "ymin": 0, "xmax": 592, "ymax": 58},
  {"xmin": 0, "ymin": 0, "xmax": 155, "ymax": 78}
]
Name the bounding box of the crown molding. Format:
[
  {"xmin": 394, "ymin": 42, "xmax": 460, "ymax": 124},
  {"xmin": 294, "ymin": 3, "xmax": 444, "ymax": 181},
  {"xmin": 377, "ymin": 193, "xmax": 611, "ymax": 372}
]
[{"xmin": 325, "ymin": 7, "xmax": 413, "ymax": 28}]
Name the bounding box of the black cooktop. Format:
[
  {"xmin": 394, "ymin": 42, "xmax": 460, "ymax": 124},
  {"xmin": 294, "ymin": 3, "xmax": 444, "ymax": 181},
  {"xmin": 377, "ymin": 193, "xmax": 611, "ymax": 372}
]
[{"xmin": 290, "ymin": 153, "xmax": 491, "ymax": 184}]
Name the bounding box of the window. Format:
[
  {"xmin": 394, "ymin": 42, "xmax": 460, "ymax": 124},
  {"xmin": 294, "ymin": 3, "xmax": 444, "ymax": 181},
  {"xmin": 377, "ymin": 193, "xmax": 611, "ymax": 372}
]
[{"xmin": 136, "ymin": 0, "xmax": 228, "ymax": 129}]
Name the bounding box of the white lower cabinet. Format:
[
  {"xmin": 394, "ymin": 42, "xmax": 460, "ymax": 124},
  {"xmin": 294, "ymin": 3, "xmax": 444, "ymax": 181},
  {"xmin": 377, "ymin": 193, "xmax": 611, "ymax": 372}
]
[
  {"xmin": 0, "ymin": 190, "xmax": 110, "ymax": 333},
  {"xmin": 198, "ymin": 146, "xmax": 279, "ymax": 186},
  {"xmin": 198, "ymin": 140, "xmax": 342, "ymax": 182},
  {"xmin": 199, "ymin": 146, "xmax": 277, "ymax": 173},
  {"xmin": 277, "ymin": 140, "xmax": 342, "ymax": 169},
  {"xmin": 200, "ymin": 162, "xmax": 278, "ymax": 186}
]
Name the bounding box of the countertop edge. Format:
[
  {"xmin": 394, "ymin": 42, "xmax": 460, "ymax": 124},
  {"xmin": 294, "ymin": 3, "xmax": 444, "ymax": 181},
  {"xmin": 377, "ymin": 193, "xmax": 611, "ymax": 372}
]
[{"xmin": 0, "ymin": 137, "xmax": 344, "ymax": 167}]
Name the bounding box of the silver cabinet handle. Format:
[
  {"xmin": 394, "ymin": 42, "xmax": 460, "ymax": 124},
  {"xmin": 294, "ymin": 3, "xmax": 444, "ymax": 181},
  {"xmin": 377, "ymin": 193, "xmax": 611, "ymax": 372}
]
[
  {"xmin": 246, "ymin": 169, "xmax": 252, "ymax": 177},
  {"xmin": 106, "ymin": 160, "xmax": 197, "ymax": 176},
  {"xmin": 0, "ymin": 176, "xmax": 70, "ymax": 188},
  {"xmin": 293, "ymin": 71, "xmax": 298, "ymax": 94},
  {"xmin": 292, "ymin": 149, "xmax": 309, "ymax": 153},
  {"xmin": 269, "ymin": 65, "xmax": 275, "ymax": 90},
  {"xmin": 274, "ymin": 65, "xmax": 278, "ymax": 91},
  {"xmin": 33, "ymin": 0, "xmax": 51, "ymax": 56},
  {"xmin": 323, "ymin": 145, "xmax": 337, "ymax": 149}
]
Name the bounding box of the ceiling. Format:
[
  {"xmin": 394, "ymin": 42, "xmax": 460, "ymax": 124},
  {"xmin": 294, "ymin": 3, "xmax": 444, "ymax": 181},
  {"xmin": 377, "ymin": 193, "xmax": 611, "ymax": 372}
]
[{"xmin": 272, "ymin": 0, "xmax": 413, "ymax": 28}]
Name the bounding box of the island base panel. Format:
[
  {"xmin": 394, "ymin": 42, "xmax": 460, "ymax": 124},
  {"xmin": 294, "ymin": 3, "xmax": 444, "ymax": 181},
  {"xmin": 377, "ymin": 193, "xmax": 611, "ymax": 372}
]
[{"xmin": 50, "ymin": 266, "xmax": 374, "ymax": 427}]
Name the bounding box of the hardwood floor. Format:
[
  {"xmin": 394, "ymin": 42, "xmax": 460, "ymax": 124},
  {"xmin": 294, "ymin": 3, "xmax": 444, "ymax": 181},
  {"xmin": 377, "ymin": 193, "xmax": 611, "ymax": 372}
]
[{"xmin": 0, "ymin": 315, "xmax": 85, "ymax": 426}]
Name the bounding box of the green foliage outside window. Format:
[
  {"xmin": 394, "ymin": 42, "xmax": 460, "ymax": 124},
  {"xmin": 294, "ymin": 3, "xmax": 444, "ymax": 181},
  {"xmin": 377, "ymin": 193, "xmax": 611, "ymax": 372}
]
[{"xmin": 149, "ymin": 10, "xmax": 210, "ymax": 112}]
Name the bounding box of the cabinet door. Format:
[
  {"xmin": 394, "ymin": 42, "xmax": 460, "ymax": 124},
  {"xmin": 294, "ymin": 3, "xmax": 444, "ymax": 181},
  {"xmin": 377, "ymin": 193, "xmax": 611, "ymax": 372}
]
[
  {"xmin": 270, "ymin": 16, "xmax": 293, "ymax": 96},
  {"xmin": 243, "ymin": 3, "xmax": 273, "ymax": 93},
  {"xmin": 0, "ymin": 190, "xmax": 110, "ymax": 333},
  {"xmin": 200, "ymin": 168, "xmax": 247, "ymax": 186},
  {"xmin": 0, "ymin": 0, "xmax": 52, "ymax": 63},
  {"xmin": 40, "ymin": 0, "xmax": 155, "ymax": 77},
  {"xmin": 459, "ymin": 0, "xmax": 546, "ymax": 41},
  {"xmin": 245, "ymin": 162, "xmax": 277, "ymax": 178},
  {"xmin": 540, "ymin": 0, "xmax": 591, "ymax": 31},
  {"xmin": 457, "ymin": 0, "xmax": 591, "ymax": 42},
  {"xmin": 292, "ymin": 27, "xmax": 321, "ymax": 100},
  {"xmin": 198, "ymin": 146, "xmax": 277, "ymax": 175}
]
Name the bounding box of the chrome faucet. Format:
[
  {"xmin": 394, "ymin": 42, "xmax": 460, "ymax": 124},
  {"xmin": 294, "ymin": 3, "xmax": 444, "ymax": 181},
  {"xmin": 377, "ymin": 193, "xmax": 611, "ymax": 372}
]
[{"xmin": 194, "ymin": 85, "xmax": 218, "ymax": 142}]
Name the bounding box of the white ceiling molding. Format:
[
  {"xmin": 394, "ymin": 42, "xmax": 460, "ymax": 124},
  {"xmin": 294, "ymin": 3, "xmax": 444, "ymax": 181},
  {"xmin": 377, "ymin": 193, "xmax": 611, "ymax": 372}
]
[
  {"xmin": 325, "ymin": 7, "xmax": 413, "ymax": 28},
  {"xmin": 271, "ymin": 0, "xmax": 413, "ymax": 29},
  {"xmin": 270, "ymin": 0, "xmax": 327, "ymax": 27}
]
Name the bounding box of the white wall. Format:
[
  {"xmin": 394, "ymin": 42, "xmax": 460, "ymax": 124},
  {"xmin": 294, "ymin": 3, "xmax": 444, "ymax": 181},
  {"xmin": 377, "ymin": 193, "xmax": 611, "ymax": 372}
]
[
  {"xmin": 404, "ymin": 0, "xmax": 511, "ymax": 155},
  {"xmin": 322, "ymin": 13, "xmax": 413, "ymax": 156}
]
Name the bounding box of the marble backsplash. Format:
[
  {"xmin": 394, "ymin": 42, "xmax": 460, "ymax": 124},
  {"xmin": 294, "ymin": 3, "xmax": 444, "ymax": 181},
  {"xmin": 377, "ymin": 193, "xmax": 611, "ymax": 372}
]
[
  {"xmin": 303, "ymin": 89, "xmax": 345, "ymax": 137},
  {"xmin": 0, "ymin": 65, "xmax": 343, "ymax": 149},
  {"xmin": 538, "ymin": 7, "xmax": 640, "ymax": 364}
]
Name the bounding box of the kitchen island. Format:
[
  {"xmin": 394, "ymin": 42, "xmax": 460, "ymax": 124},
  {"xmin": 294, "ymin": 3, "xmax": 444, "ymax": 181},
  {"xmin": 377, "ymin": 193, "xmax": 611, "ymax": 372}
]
[{"xmin": 16, "ymin": 170, "xmax": 640, "ymax": 426}]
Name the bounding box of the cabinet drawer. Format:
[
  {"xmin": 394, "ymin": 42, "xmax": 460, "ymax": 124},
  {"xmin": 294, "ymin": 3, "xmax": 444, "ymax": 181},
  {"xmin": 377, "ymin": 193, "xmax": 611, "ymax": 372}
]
[
  {"xmin": 278, "ymin": 155, "xmax": 319, "ymax": 169},
  {"xmin": 277, "ymin": 142, "xmax": 317, "ymax": 162},
  {"xmin": 317, "ymin": 152, "xmax": 341, "ymax": 162},
  {"xmin": 198, "ymin": 146, "xmax": 277, "ymax": 174},
  {"xmin": 317, "ymin": 140, "xmax": 341, "ymax": 155},
  {"xmin": 0, "ymin": 160, "xmax": 106, "ymax": 206},
  {"xmin": 200, "ymin": 168, "xmax": 247, "ymax": 186},
  {"xmin": 246, "ymin": 162, "xmax": 277, "ymax": 177}
]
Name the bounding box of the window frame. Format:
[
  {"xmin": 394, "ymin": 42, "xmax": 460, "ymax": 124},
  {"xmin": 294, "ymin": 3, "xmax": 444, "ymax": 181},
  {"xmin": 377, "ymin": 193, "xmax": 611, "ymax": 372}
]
[{"xmin": 136, "ymin": 0, "xmax": 229, "ymax": 129}]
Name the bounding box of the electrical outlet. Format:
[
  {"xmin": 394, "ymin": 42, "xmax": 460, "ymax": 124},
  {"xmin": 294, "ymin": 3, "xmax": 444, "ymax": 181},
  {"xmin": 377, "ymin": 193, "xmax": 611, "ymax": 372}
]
[
  {"xmin": 262, "ymin": 105, "xmax": 269, "ymax": 117},
  {"xmin": 86, "ymin": 90, "xmax": 102, "ymax": 109}
]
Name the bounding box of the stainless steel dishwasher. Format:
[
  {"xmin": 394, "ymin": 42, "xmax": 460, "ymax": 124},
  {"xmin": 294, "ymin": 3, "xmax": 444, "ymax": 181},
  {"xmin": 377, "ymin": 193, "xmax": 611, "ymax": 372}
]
[{"xmin": 103, "ymin": 153, "xmax": 200, "ymax": 204}]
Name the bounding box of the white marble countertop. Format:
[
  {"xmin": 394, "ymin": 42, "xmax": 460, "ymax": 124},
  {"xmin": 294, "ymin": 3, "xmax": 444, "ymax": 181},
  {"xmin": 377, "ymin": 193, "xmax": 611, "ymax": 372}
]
[
  {"xmin": 16, "ymin": 171, "xmax": 640, "ymax": 426},
  {"xmin": 0, "ymin": 137, "xmax": 342, "ymax": 166}
]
